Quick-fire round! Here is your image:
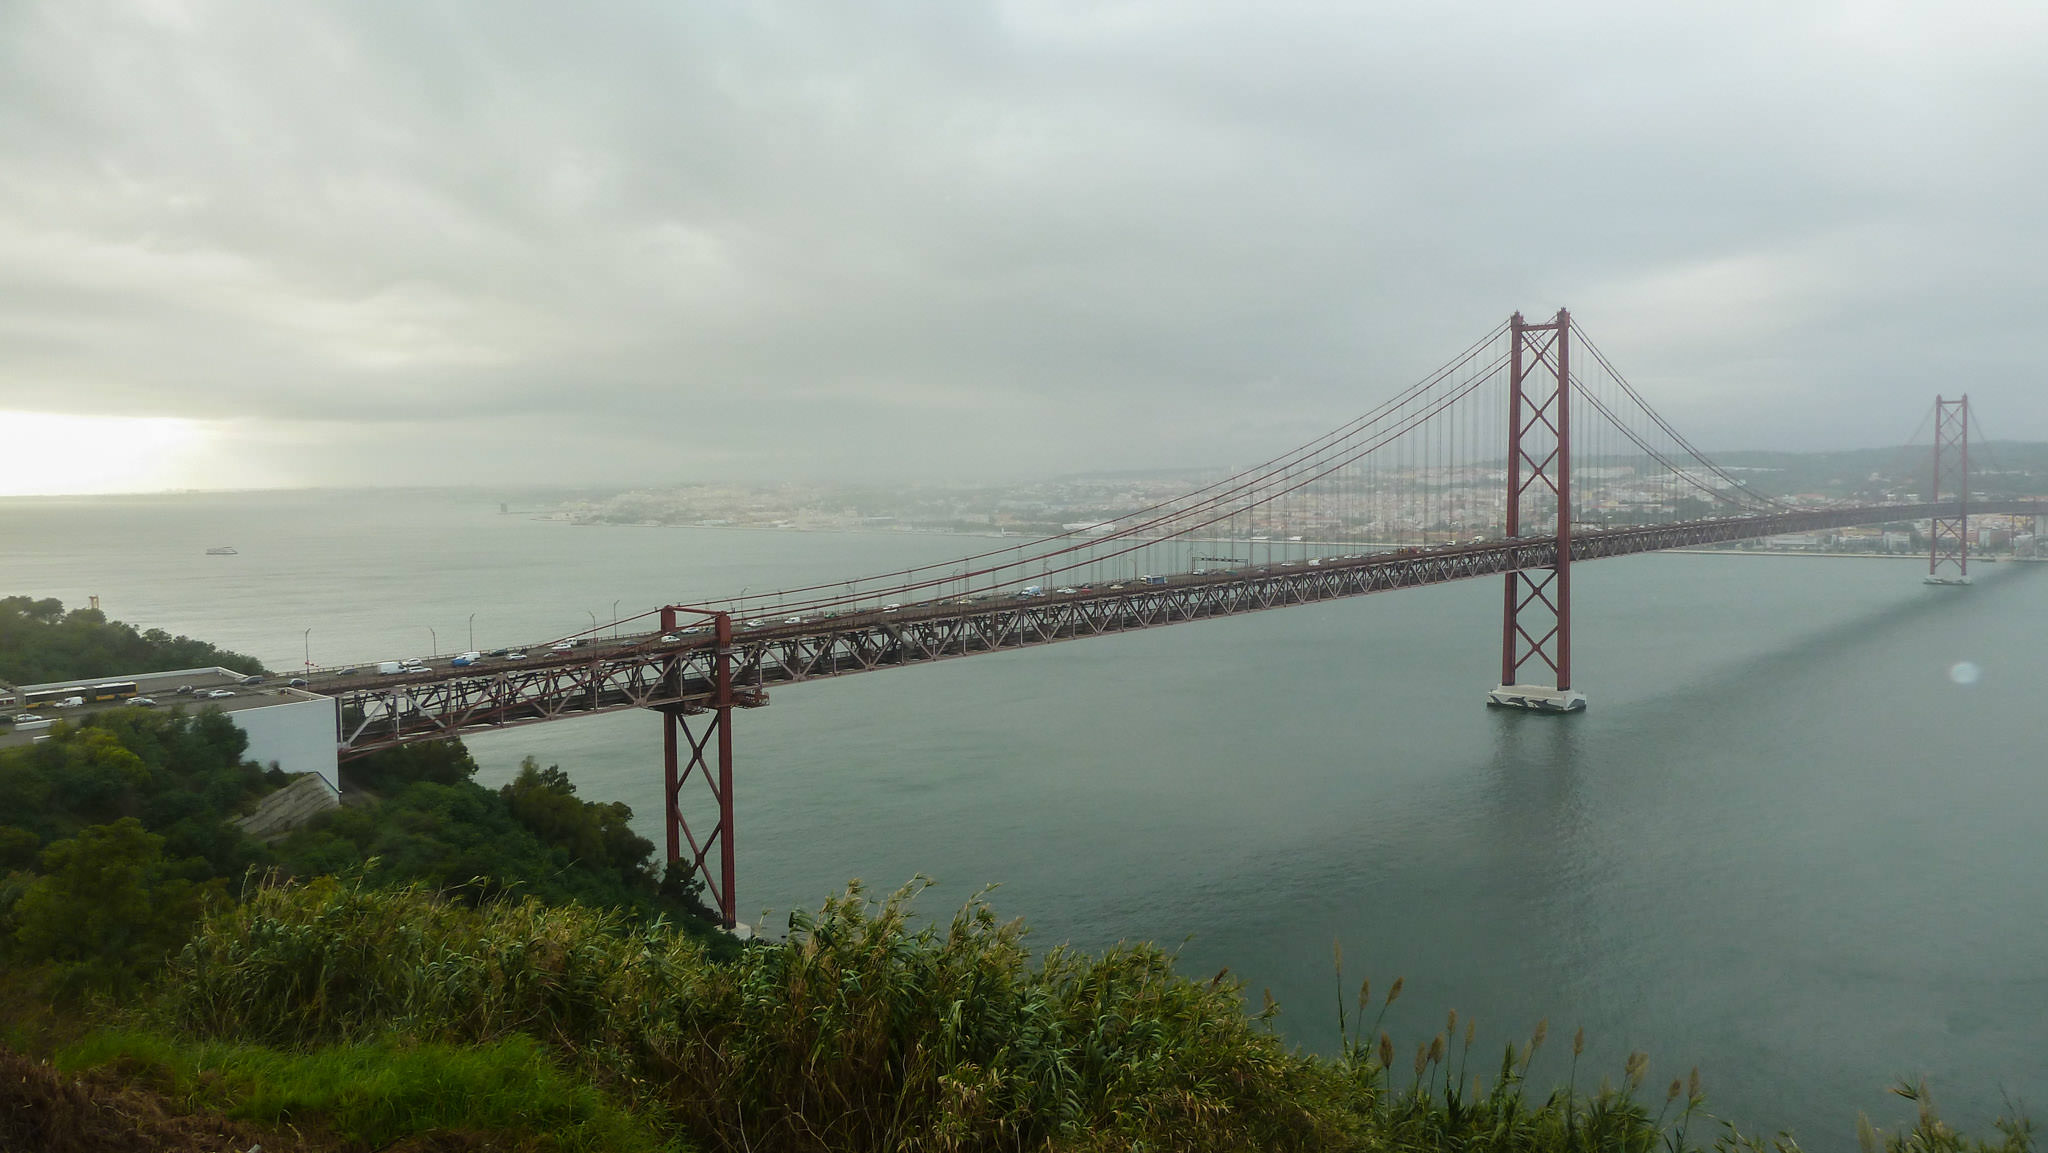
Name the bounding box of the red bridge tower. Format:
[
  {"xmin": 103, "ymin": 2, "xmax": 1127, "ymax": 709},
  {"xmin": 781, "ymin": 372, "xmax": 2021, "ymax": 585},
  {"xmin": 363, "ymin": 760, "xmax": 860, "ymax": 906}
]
[
  {"xmin": 1489, "ymin": 308, "xmax": 1588, "ymax": 712},
  {"xmin": 1925, "ymin": 394, "xmax": 1971, "ymax": 586}
]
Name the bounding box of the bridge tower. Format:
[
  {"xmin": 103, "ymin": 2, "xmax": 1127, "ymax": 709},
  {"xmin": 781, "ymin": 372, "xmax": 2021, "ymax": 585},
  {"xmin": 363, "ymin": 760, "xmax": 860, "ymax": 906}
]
[
  {"xmin": 658, "ymin": 605, "xmax": 740, "ymax": 929},
  {"xmin": 1488, "ymin": 308, "xmax": 1587, "ymax": 712},
  {"xmin": 1925, "ymin": 395, "xmax": 1971, "ymax": 586}
]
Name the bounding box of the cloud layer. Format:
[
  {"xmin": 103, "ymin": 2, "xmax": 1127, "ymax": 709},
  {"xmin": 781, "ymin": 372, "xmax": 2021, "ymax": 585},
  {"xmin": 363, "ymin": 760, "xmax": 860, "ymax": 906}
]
[{"xmin": 3, "ymin": 0, "xmax": 2043, "ymax": 489}]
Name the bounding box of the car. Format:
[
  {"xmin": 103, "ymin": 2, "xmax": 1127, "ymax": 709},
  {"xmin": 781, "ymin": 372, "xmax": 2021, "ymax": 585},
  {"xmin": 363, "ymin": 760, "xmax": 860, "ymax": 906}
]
[
  {"xmin": 1055, "ymin": 587, "xmax": 1076, "ymax": 595},
  {"xmin": 131, "ymin": 697, "xmax": 158, "ymax": 707},
  {"xmin": 450, "ymin": 656, "xmax": 473, "ymax": 667},
  {"xmin": 743, "ymin": 619, "xmax": 765, "ymax": 629},
  {"xmin": 1108, "ymin": 583, "xmax": 1125, "ymax": 590},
  {"xmin": 241, "ymin": 674, "xmax": 265, "ymax": 685},
  {"xmin": 881, "ymin": 603, "xmax": 902, "ymax": 612},
  {"xmin": 339, "ymin": 667, "xmax": 359, "ymax": 675},
  {"xmin": 550, "ymin": 641, "xmax": 575, "ymax": 651},
  {"xmin": 505, "ymin": 651, "xmax": 527, "ymax": 660},
  {"xmin": 175, "ymin": 684, "xmax": 196, "ymax": 695},
  {"xmin": 204, "ymin": 689, "xmax": 235, "ymax": 699},
  {"xmin": 11, "ymin": 714, "xmax": 41, "ymax": 723},
  {"xmin": 659, "ymin": 634, "xmax": 680, "ymax": 642},
  {"xmin": 288, "ymin": 678, "xmax": 308, "ymax": 687},
  {"xmin": 783, "ymin": 616, "xmax": 803, "ymax": 625}
]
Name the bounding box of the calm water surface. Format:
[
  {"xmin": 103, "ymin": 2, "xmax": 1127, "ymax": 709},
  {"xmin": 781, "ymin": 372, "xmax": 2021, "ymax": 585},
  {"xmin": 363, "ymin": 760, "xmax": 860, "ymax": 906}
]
[{"xmin": 4, "ymin": 489, "xmax": 2043, "ymax": 1144}]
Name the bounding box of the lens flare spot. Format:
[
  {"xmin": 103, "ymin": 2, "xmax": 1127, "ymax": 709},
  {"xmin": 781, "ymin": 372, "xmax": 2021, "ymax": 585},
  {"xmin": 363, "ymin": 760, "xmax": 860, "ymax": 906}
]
[{"xmin": 1948, "ymin": 661, "xmax": 1981, "ymax": 686}]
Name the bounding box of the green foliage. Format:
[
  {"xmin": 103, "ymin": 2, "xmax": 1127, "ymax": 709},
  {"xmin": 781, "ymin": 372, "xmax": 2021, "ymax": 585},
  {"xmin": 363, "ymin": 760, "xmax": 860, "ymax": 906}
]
[
  {"xmin": 341, "ymin": 737, "xmax": 481, "ymax": 794},
  {"xmin": 668, "ymin": 878, "xmax": 1346, "ymax": 1152},
  {"xmin": 56, "ymin": 873, "xmax": 2048, "ymax": 1153},
  {"xmin": 0, "ymin": 595, "xmax": 265, "ymax": 685},
  {"xmin": 502, "ymin": 756, "xmax": 655, "ymax": 885},
  {"xmin": 161, "ymin": 875, "xmax": 1343, "ymax": 1151},
  {"xmin": 162, "ymin": 873, "xmax": 709, "ymax": 1056},
  {"xmin": 8, "ymin": 819, "xmax": 221, "ymax": 997},
  {"xmin": 0, "ymin": 709, "xmax": 270, "ymax": 877},
  {"xmin": 57, "ymin": 1029, "xmax": 685, "ymax": 1153},
  {"xmin": 284, "ymin": 741, "xmax": 733, "ymax": 952},
  {"xmin": 1859, "ymin": 1083, "xmax": 2036, "ymax": 1153}
]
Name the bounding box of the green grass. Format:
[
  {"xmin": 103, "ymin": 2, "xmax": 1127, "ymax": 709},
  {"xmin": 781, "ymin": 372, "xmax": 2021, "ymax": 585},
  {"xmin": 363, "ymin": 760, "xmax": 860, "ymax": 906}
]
[
  {"xmin": 57, "ymin": 1028, "xmax": 687, "ymax": 1152},
  {"xmin": 123, "ymin": 873, "xmax": 2043, "ymax": 1152}
]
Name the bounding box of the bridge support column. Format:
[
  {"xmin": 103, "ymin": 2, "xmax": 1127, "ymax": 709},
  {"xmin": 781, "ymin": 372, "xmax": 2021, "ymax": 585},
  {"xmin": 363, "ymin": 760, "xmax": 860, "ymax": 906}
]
[
  {"xmin": 1490, "ymin": 308, "xmax": 1587, "ymax": 713},
  {"xmin": 1926, "ymin": 394, "xmax": 1971, "ymax": 586},
  {"xmin": 660, "ymin": 606, "xmax": 739, "ymax": 930}
]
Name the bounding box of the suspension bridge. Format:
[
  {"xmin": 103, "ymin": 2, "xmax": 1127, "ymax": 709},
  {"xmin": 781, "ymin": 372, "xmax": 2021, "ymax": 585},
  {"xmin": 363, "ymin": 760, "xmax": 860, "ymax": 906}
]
[{"xmin": 300, "ymin": 310, "xmax": 2043, "ymax": 926}]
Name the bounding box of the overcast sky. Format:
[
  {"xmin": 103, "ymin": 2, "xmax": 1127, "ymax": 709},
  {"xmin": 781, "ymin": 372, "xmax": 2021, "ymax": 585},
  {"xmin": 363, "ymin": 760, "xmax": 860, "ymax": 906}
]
[{"xmin": 1, "ymin": 0, "xmax": 2042, "ymax": 493}]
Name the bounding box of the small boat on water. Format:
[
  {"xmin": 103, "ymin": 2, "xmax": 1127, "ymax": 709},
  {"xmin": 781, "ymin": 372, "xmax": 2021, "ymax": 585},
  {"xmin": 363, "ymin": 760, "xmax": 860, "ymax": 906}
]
[{"xmin": 205, "ymin": 546, "xmax": 238, "ymax": 555}]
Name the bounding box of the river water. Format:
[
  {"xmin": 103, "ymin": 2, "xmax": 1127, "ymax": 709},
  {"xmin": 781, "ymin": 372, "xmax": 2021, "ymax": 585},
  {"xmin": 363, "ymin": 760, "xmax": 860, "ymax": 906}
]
[{"xmin": 4, "ymin": 488, "xmax": 2043, "ymax": 1144}]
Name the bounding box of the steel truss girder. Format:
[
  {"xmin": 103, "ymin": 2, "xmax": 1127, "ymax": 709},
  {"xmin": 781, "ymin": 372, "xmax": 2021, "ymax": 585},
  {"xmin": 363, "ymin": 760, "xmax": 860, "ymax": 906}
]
[{"xmin": 320, "ymin": 499, "xmax": 2039, "ymax": 760}]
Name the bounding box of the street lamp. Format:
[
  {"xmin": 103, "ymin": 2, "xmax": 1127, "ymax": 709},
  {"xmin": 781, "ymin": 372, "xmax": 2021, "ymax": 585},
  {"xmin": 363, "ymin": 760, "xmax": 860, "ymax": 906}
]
[
  {"xmin": 468, "ymin": 612, "xmax": 476, "ymax": 652},
  {"xmin": 612, "ymin": 599, "xmax": 621, "ymax": 639},
  {"xmin": 303, "ymin": 627, "xmax": 312, "ymax": 673},
  {"xmin": 585, "ymin": 610, "xmax": 597, "ymax": 635},
  {"xmin": 428, "ymin": 627, "xmax": 437, "ymax": 656}
]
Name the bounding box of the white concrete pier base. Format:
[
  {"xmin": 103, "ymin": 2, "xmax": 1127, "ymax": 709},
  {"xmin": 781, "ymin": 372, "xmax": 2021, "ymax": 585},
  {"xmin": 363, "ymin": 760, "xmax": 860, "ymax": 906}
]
[
  {"xmin": 1923, "ymin": 575, "xmax": 1973, "ymax": 586},
  {"xmin": 1487, "ymin": 684, "xmax": 1588, "ymax": 713}
]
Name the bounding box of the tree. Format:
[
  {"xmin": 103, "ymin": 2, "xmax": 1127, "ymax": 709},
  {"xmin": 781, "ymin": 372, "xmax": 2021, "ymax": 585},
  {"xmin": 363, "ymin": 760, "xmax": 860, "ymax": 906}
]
[
  {"xmin": 501, "ymin": 757, "xmax": 655, "ymax": 881},
  {"xmin": 9, "ymin": 818, "xmax": 219, "ymax": 996},
  {"xmin": 0, "ymin": 595, "xmax": 265, "ymax": 684}
]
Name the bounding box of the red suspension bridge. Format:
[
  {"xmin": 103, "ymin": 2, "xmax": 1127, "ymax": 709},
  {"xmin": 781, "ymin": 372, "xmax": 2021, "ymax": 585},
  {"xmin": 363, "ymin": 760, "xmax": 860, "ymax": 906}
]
[{"xmin": 302, "ymin": 311, "xmax": 2043, "ymax": 926}]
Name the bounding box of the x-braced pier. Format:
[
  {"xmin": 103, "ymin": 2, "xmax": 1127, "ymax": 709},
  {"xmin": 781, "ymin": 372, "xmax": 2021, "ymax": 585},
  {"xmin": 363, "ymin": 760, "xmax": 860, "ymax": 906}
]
[
  {"xmin": 656, "ymin": 606, "xmax": 765, "ymax": 930},
  {"xmin": 1490, "ymin": 308, "xmax": 1587, "ymax": 712},
  {"xmin": 1926, "ymin": 395, "xmax": 1971, "ymax": 586}
]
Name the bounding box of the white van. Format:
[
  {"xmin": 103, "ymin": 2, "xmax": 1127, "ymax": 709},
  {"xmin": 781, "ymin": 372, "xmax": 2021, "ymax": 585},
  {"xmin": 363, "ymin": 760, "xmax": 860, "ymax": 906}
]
[{"xmin": 376, "ymin": 661, "xmax": 405, "ymax": 675}]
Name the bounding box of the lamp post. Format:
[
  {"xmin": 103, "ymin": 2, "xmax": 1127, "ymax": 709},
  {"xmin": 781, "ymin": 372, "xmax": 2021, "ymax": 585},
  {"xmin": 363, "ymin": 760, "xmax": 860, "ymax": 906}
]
[
  {"xmin": 612, "ymin": 599, "xmax": 621, "ymax": 639},
  {"xmin": 586, "ymin": 610, "xmax": 597, "ymax": 636},
  {"xmin": 468, "ymin": 612, "xmax": 476, "ymax": 652},
  {"xmin": 302, "ymin": 627, "xmax": 311, "ymax": 673},
  {"xmin": 428, "ymin": 627, "xmax": 437, "ymax": 656}
]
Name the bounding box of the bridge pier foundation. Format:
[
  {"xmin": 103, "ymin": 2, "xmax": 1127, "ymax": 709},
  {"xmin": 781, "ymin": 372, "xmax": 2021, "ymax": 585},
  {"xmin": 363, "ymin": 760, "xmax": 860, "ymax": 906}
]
[{"xmin": 1487, "ymin": 684, "xmax": 1588, "ymax": 712}]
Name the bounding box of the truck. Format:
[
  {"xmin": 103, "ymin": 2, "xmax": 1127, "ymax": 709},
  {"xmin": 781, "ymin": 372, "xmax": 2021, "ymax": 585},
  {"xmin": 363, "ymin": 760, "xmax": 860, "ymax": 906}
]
[{"xmin": 1143, "ymin": 574, "xmax": 1169, "ymax": 586}]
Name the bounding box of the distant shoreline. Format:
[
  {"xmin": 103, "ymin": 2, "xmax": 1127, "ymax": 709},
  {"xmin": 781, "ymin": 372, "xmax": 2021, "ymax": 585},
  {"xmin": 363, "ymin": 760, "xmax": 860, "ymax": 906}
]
[{"xmin": 1672, "ymin": 549, "xmax": 2005, "ymax": 561}]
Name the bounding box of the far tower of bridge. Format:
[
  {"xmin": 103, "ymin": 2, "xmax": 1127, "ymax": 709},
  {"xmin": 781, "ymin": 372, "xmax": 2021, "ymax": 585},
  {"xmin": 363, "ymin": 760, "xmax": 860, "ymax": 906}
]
[
  {"xmin": 1925, "ymin": 394, "xmax": 1971, "ymax": 586},
  {"xmin": 1487, "ymin": 308, "xmax": 1587, "ymax": 713}
]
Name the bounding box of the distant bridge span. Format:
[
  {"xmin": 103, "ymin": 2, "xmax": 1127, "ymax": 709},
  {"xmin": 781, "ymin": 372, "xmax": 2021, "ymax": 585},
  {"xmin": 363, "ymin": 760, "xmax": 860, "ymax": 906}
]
[
  {"xmin": 316, "ymin": 498, "xmax": 2041, "ymax": 757},
  {"xmin": 299, "ymin": 309, "xmax": 2038, "ymax": 927}
]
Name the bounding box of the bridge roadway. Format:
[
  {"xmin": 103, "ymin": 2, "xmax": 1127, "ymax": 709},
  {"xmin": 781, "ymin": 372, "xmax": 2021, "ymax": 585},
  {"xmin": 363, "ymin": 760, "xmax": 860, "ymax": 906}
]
[{"xmin": 316, "ymin": 500, "xmax": 2041, "ymax": 757}]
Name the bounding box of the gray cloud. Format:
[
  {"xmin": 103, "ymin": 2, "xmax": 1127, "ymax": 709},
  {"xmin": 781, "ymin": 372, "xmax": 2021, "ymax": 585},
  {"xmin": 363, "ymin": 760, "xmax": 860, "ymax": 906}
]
[{"xmin": 2, "ymin": 0, "xmax": 2043, "ymax": 488}]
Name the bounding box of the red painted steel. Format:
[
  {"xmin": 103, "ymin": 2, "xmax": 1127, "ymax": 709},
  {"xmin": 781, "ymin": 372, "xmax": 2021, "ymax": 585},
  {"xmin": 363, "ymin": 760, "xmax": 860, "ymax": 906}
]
[
  {"xmin": 1930, "ymin": 395, "xmax": 1970, "ymax": 579},
  {"xmin": 1500, "ymin": 308, "xmax": 1575, "ymax": 691},
  {"xmin": 658, "ymin": 604, "xmax": 740, "ymax": 929}
]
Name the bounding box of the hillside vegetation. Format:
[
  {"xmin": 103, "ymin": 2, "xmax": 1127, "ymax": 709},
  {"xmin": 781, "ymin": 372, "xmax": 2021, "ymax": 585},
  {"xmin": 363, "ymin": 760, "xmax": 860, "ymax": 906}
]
[
  {"xmin": 0, "ymin": 605, "xmax": 2032, "ymax": 1151},
  {"xmin": 0, "ymin": 596, "xmax": 266, "ymax": 687}
]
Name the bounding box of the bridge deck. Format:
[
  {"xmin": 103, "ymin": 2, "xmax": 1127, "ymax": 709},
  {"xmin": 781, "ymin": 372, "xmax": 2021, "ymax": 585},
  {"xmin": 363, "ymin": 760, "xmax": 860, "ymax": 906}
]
[{"xmin": 315, "ymin": 501, "xmax": 2042, "ymax": 756}]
